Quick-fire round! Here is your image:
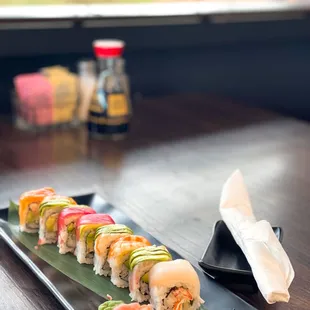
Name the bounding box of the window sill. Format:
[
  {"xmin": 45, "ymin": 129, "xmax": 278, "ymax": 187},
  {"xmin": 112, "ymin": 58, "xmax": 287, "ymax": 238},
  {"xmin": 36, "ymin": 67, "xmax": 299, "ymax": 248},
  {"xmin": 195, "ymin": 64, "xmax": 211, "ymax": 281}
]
[{"xmin": 0, "ymin": 2, "xmax": 308, "ymax": 22}]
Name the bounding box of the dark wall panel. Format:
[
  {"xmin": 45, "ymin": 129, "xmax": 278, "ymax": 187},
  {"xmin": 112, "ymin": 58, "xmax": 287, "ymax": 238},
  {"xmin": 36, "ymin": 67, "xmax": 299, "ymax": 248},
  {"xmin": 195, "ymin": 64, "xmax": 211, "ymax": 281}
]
[{"xmin": 0, "ymin": 19, "xmax": 310, "ymax": 120}]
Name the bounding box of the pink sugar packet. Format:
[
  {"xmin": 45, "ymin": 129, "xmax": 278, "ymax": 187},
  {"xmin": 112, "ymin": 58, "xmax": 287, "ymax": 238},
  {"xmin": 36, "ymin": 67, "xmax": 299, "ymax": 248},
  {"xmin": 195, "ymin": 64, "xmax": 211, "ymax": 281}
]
[{"xmin": 13, "ymin": 73, "xmax": 53, "ymax": 126}]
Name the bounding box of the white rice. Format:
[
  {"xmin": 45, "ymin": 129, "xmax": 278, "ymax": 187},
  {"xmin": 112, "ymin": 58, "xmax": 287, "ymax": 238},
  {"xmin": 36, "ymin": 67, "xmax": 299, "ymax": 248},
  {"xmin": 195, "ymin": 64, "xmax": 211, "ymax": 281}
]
[
  {"xmin": 108, "ymin": 253, "xmax": 131, "ymax": 288},
  {"xmin": 58, "ymin": 228, "xmax": 76, "ymax": 254},
  {"xmin": 20, "ymin": 223, "xmax": 38, "ymax": 233},
  {"xmin": 75, "ymin": 226, "xmax": 96, "ymax": 264},
  {"xmin": 129, "ymin": 260, "xmax": 156, "ymax": 302},
  {"xmin": 76, "ymin": 240, "xmax": 94, "ymax": 264},
  {"xmin": 150, "ymin": 284, "xmax": 204, "ymax": 310},
  {"xmin": 58, "ymin": 215, "xmax": 77, "ymax": 254}
]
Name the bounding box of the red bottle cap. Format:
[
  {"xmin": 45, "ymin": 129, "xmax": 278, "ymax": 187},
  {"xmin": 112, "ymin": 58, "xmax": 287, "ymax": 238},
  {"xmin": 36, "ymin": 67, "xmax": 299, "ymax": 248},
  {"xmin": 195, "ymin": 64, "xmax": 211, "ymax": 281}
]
[{"xmin": 93, "ymin": 39, "xmax": 125, "ymax": 58}]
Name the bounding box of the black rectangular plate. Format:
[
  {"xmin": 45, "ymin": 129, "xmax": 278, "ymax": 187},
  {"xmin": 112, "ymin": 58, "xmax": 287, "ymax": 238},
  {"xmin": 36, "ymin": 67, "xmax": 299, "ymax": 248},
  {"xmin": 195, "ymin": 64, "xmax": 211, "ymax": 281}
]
[{"xmin": 0, "ymin": 194, "xmax": 257, "ymax": 310}]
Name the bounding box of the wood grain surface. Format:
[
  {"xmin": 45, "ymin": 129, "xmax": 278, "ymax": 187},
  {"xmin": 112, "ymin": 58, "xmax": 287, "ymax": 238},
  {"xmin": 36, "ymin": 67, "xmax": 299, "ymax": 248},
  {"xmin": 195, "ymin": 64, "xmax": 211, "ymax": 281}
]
[{"xmin": 0, "ymin": 94, "xmax": 309, "ymax": 310}]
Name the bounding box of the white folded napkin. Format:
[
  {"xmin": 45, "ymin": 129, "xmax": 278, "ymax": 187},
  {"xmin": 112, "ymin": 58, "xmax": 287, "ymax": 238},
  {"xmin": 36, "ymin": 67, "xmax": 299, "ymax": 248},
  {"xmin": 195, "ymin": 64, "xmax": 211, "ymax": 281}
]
[{"xmin": 219, "ymin": 170, "xmax": 295, "ymax": 304}]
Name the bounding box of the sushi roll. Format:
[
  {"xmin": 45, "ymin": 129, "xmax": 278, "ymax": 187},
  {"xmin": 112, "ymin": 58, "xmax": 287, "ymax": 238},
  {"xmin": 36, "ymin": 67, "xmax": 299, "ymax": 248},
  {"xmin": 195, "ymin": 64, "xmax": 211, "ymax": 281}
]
[
  {"xmin": 57, "ymin": 206, "xmax": 96, "ymax": 254},
  {"xmin": 75, "ymin": 214, "xmax": 115, "ymax": 264},
  {"xmin": 98, "ymin": 300, "xmax": 152, "ymax": 310},
  {"xmin": 108, "ymin": 235, "xmax": 151, "ymax": 288},
  {"xmin": 129, "ymin": 245, "xmax": 172, "ymax": 302},
  {"xmin": 149, "ymin": 259, "xmax": 204, "ymax": 310},
  {"xmin": 19, "ymin": 187, "xmax": 55, "ymax": 233},
  {"xmin": 38, "ymin": 195, "xmax": 76, "ymax": 245},
  {"xmin": 98, "ymin": 300, "xmax": 124, "ymax": 310},
  {"xmin": 94, "ymin": 224, "xmax": 134, "ymax": 276}
]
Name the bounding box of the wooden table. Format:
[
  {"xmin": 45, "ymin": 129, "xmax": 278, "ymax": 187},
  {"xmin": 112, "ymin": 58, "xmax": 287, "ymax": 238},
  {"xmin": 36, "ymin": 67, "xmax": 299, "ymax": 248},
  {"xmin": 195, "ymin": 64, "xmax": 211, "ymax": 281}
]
[{"xmin": 0, "ymin": 94, "xmax": 309, "ymax": 310}]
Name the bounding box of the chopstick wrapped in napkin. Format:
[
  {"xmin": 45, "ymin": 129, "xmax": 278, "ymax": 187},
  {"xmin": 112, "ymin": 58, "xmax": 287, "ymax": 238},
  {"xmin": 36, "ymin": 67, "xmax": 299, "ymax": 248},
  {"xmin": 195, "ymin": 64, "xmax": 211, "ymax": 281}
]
[{"xmin": 219, "ymin": 170, "xmax": 295, "ymax": 304}]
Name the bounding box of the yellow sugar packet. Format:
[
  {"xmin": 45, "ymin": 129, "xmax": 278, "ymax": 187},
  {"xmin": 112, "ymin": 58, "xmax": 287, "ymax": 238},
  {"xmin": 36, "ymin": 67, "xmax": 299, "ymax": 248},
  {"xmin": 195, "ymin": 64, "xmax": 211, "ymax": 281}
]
[{"xmin": 42, "ymin": 66, "xmax": 78, "ymax": 124}]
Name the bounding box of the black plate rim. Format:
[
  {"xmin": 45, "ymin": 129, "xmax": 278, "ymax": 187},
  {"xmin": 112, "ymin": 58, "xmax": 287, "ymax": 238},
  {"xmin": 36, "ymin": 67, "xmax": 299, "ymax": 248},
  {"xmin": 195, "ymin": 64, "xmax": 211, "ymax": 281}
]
[{"xmin": 198, "ymin": 220, "xmax": 283, "ymax": 276}]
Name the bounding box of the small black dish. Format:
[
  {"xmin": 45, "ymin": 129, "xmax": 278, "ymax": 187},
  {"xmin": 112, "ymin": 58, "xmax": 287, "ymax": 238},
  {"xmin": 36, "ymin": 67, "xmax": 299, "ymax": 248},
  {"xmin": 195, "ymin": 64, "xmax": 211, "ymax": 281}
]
[{"xmin": 199, "ymin": 220, "xmax": 283, "ymax": 277}]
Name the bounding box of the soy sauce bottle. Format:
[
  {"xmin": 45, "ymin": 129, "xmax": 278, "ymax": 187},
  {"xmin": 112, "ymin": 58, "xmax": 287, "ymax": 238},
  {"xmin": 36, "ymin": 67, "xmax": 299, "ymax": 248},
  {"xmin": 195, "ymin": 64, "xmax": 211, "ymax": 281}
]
[{"xmin": 88, "ymin": 40, "xmax": 131, "ymax": 140}]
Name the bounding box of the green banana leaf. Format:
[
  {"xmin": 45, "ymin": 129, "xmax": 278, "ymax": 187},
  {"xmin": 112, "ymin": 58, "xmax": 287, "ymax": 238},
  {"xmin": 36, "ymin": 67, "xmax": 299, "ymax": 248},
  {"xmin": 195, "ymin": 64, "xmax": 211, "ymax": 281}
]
[{"xmin": 8, "ymin": 201, "xmax": 132, "ymax": 303}]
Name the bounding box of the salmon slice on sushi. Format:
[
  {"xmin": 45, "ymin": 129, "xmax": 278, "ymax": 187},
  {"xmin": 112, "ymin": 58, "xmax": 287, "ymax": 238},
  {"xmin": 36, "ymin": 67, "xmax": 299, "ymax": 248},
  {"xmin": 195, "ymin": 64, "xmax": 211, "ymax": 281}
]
[
  {"xmin": 19, "ymin": 187, "xmax": 55, "ymax": 233},
  {"xmin": 75, "ymin": 214, "xmax": 115, "ymax": 264},
  {"xmin": 57, "ymin": 206, "xmax": 96, "ymax": 254},
  {"xmin": 98, "ymin": 300, "xmax": 152, "ymax": 310},
  {"xmin": 107, "ymin": 235, "xmax": 151, "ymax": 288},
  {"xmin": 149, "ymin": 259, "xmax": 204, "ymax": 310},
  {"xmin": 128, "ymin": 245, "xmax": 172, "ymax": 302},
  {"xmin": 94, "ymin": 224, "xmax": 134, "ymax": 276},
  {"xmin": 38, "ymin": 195, "xmax": 76, "ymax": 245}
]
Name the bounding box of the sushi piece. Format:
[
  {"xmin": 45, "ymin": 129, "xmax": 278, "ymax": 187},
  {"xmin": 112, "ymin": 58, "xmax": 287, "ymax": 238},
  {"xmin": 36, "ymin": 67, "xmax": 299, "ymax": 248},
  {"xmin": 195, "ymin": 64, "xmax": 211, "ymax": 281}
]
[
  {"xmin": 149, "ymin": 259, "xmax": 204, "ymax": 310},
  {"xmin": 98, "ymin": 300, "xmax": 152, "ymax": 310},
  {"xmin": 75, "ymin": 214, "xmax": 115, "ymax": 264},
  {"xmin": 94, "ymin": 224, "xmax": 134, "ymax": 276},
  {"xmin": 38, "ymin": 195, "xmax": 76, "ymax": 245},
  {"xmin": 129, "ymin": 245, "xmax": 172, "ymax": 302},
  {"xmin": 19, "ymin": 187, "xmax": 55, "ymax": 233},
  {"xmin": 108, "ymin": 235, "xmax": 151, "ymax": 288},
  {"xmin": 93, "ymin": 224, "xmax": 134, "ymax": 275},
  {"xmin": 57, "ymin": 206, "xmax": 96, "ymax": 254}
]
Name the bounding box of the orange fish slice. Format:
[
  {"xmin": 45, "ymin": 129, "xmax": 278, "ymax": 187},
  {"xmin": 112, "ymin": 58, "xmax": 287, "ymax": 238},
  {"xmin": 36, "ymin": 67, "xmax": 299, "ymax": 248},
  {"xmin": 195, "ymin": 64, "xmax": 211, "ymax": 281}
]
[{"xmin": 108, "ymin": 235, "xmax": 151, "ymax": 263}]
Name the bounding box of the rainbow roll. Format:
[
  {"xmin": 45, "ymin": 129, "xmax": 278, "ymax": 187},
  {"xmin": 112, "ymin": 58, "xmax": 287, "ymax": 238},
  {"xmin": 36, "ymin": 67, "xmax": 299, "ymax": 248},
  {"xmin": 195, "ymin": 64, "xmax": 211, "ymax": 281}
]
[
  {"xmin": 57, "ymin": 206, "xmax": 96, "ymax": 254},
  {"xmin": 94, "ymin": 224, "xmax": 134, "ymax": 276},
  {"xmin": 149, "ymin": 259, "xmax": 204, "ymax": 310},
  {"xmin": 38, "ymin": 195, "xmax": 76, "ymax": 245},
  {"xmin": 75, "ymin": 214, "xmax": 115, "ymax": 264},
  {"xmin": 128, "ymin": 245, "xmax": 172, "ymax": 302}
]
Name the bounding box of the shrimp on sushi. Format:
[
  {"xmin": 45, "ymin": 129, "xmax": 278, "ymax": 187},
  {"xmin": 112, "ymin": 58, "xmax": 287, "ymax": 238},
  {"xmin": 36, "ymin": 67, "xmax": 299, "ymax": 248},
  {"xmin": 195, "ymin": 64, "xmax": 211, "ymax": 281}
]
[{"xmin": 94, "ymin": 224, "xmax": 134, "ymax": 276}]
